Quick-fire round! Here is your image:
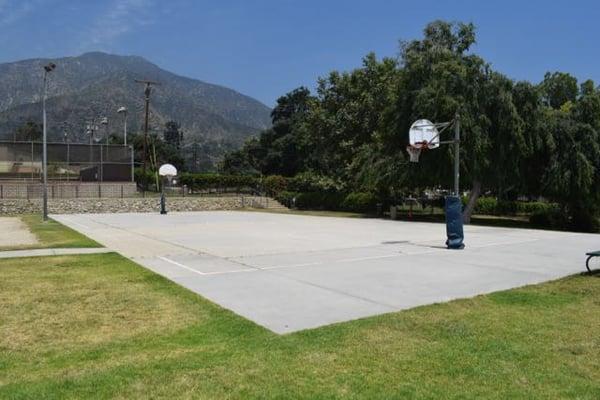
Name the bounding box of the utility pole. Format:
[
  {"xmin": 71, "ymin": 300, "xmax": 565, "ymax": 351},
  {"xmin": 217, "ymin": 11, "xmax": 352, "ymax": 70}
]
[{"xmin": 135, "ymin": 80, "xmax": 159, "ymax": 177}]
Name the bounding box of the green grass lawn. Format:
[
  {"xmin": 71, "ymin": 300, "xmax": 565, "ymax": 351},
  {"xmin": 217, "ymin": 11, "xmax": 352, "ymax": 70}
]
[
  {"xmin": 0, "ymin": 215, "xmax": 100, "ymax": 251},
  {"xmin": 1, "ymin": 253, "xmax": 598, "ymax": 399}
]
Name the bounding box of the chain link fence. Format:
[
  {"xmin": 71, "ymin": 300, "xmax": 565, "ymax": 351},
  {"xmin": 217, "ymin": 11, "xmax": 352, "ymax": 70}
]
[{"xmin": 0, "ymin": 141, "xmax": 133, "ymax": 182}]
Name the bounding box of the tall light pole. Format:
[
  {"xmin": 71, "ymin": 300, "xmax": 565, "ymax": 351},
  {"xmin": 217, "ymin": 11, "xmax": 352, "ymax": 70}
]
[
  {"xmin": 42, "ymin": 62, "xmax": 56, "ymax": 221},
  {"xmin": 100, "ymin": 116, "xmax": 109, "ymax": 144},
  {"xmin": 117, "ymin": 106, "xmax": 128, "ymax": 146}
]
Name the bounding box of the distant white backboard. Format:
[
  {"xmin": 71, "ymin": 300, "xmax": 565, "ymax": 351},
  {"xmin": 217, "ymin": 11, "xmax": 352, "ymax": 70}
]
[
  {"xmin": 158, "ymin": 163, "xmax": 177, "ymax": 177},
  {"xmin": 408, "ymin": 119, "xmax": 440, "ymax": 148}
]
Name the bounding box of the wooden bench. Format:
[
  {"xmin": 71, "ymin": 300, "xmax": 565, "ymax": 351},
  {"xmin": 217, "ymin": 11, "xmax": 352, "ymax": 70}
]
[{"xmin": 585, "ymin": 251, "xmax": 600, "ymax": 272}]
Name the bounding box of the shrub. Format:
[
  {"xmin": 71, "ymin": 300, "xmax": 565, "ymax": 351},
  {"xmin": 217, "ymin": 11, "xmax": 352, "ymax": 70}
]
[
  {"xmin": 474, "ymin": 197, "xmax": 497, "ymax": 215},
  {"xmin": 516, "ymin": 201, "xmax": 556, "ymax": 214},
  {"xmin": 275, "ymin": 191, "xmax": 300, "ymax": 208},
  {"xmin": 529, "ymin": 208, "xmax": 571, "ymax": 230},
  {"xmin": 288, "ymin": 172, "xmax": 343, "ymax": 193},
  {"xmin": 470, "ymin": 197, "xmax": 557, "ymax": 216},
  {"xmin": 496, "ymin": 200, "xmax": 518, "ymax": 215},
  {"xmin": 569, "ymin": 208, "xmax": 600, "ymax": 233},
  {"xmin": 263, "ymin": 175, "xmax": 288, "ymax": 196},
  {"xmin": 342, "ymin": 192, "xmax": 378, "ymax": 213},
  {"xmin": 294, "ymin": 192, "xmax": 346, "ymax": 210},
  {"xmin": 134, "ymin": 168, "xmax": 156, "ymax": 189}
]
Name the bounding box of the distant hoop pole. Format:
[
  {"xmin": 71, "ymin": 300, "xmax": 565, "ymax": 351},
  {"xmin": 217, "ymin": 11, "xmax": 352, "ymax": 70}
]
[{"xmin": 453, "ymin": 112, "xmax": 460, "ymax": 196}]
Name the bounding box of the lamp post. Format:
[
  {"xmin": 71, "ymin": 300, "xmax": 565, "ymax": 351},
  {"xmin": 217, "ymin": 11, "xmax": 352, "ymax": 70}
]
[
  {"xmin": 117, "ymin": 106, "xmax": 128, "ymax": 146},
  {"xmin": 100, "ymin": 116, "xmax": 108, "ymax": 144},
  {"xmin": 100, "ymin": 116, "xmax": 109, "ymax": 183},
  {"xmin": 42, "ymin": 62, "xmax": 56, "ymax": 221}
]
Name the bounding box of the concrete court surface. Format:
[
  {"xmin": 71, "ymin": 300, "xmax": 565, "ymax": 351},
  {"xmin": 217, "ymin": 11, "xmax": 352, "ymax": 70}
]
[
  {"xmin": 0, "ymin": 217, "xmax": 38, "ymax": 247},
  {"xmin": 53, "ymin": 211, "xmax": 598, "ymax": 334}
]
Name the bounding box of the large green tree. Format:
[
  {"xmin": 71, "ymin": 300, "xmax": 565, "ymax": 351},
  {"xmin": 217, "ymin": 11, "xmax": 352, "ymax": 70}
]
[
  {"xmin": 540, "ymin": 72, "xmax": 579, "ymax": 109},
  {"xmin": 15, "ymin": 121, "xmax": 43, "ymax": 142},
  {"xmin": 220, "ymin": 20, "xmax": 600, "ymax": 230}
]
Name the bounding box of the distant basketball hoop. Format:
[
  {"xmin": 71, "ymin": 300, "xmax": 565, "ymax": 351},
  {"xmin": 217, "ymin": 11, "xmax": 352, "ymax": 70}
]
[
  {"xmin": 158, "ymin": 164, "xmax": 177, "ymax": 215},
  {"xmin": 405, "ymin": 114, "xmax": 464, "ymax": 249},
  {"xmin": 159, "ymin": 163, "xmax": 177, "ymax": 184},
  {"xmin": 406, "ymin": 119, "xmax": 441, "ymax": 163}
]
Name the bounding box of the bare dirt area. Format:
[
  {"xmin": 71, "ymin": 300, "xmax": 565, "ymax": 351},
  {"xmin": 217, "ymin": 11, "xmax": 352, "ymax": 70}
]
[{"xmin": 0, "ymin": 217, "xmax": 39, "ymax": 248}]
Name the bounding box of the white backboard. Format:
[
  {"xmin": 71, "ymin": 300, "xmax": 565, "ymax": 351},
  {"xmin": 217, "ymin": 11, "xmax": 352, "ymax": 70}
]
[
  {"xmin": 158, "ymin": 163, "xmax": 177, "ymax": 177},
  {"xmin": 408, "ymin": 119, "xmax": 439, "ymax": 148}
]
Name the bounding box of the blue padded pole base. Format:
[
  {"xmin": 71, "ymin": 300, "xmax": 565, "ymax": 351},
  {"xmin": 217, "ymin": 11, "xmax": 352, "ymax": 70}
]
[{"xmin": 445, "ymin": 195, "xmax": 465, "ymax": 249}]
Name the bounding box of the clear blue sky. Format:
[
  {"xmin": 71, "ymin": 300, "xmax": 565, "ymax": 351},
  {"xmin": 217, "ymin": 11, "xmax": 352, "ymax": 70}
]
[{"xmin": 1, "ymin": 0, "xmax": 599, "ymax": 106}]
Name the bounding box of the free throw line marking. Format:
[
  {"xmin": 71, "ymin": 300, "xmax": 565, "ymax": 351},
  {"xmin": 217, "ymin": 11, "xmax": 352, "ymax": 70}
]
[
  {"xmin": 158, "ymin": 256, "xmax": 207, "ymax": 275},
  {"xmin": 157, "ymin": 256, "xmax": 256, "ymax": 276}
]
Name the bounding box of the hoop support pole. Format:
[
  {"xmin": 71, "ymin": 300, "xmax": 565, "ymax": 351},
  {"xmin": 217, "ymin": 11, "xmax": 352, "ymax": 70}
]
[{"xmin": 453, "ymin": 112, "xmax": 460, "ymax": 196}]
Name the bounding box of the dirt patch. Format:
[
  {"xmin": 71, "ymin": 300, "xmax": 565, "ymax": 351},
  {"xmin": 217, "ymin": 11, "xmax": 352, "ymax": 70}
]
[{"xmin": 0, "ymin": 217, "xmax": 39, "ymax": 247}]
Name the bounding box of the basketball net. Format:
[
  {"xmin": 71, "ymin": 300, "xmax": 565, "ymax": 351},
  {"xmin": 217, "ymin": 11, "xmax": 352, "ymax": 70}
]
[{"xmin": 406, "ymin": 141, "xmax": 430, "ymax": 163}]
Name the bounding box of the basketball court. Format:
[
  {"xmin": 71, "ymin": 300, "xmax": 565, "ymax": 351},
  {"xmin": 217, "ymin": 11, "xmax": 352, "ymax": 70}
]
[{"xmin": 53, "ymin": 211, "xmax": 597, "ymax": 333}]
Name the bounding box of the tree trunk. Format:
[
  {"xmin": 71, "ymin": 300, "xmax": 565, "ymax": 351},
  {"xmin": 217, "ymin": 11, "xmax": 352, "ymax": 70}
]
[{"xmin": 463, "ymin": 180, "xmax": 482, "ymax": 224}]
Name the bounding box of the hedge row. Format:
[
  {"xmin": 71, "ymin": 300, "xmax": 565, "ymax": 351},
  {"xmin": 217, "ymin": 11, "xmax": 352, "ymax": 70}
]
[
  {"xmin": 469, "ymin": 197, "xmax": 557, "ymax": 215},
  {"xmin": 276, "ymin": 191, "xmax": 379, "ymax": 213},
  {"xmin": 136, "ymin": 171, "xmax": 557, "ymax": 218},
  {"xmin": 178, "ymin": 173, "xmax": 258, "ymax": 190},
  {"xmin": 176, "ymin": 172, "xmax": 343, "ymax": 195}
]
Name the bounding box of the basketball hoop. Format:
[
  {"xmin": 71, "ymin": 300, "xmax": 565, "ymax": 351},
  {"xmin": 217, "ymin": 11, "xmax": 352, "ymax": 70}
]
[
  {"xmin": 158, "ymin": 164, "xmax": 177, "ymax": 215},
  {"xmin": 406, "ymin": 141, "xmax": 430, "ymax": 163},
  {"xmin": 405, "ymin": 114, "xmax": 464, "ymax": 249},
  {"xmin": 158, "ymin": 164, "xmax": 177, "ymax": 181}
]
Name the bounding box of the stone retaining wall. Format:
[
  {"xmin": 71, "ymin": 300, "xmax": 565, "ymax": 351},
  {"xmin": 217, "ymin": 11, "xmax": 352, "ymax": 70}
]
[{"xmin": 0, "ymin": 196, "xmax": 280, "ymax": 215}]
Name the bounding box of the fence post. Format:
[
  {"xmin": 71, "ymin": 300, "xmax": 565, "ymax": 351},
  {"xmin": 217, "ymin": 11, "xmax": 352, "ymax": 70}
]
[
  {"xmin": 76, "ymin": 185, "xmax": 79, "ymax": 198},
  {"xmin": 0, "ymin": 184, "xmax": 2, "ymax": 199},
  {"xmin": 98, "ymin": 184, "xmax": 101, "ymax": 198},
  {"xmin": 100, "ymin": 143, "xmax": 103, "ymax": 182},
  {"xmin": 121, "ymin": 185, "xmax": 124, "ymax": 199}
]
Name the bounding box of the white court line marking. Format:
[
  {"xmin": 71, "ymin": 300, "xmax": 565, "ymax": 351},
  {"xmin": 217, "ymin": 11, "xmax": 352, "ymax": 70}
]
[
  {"xmin": 157, "ymin": 256, "xmax": 256, "ymax": 276},
  {"xmin": 59, "ymin": 217, "xmax": 92, "ymax": 231},
  {"xmin": 335, "ymin": 254, "xmax": 399, "ymax": 263},
  {"xmin": 157, "ymin": 256, "xmax": 207, "ymax": 275},
  {"xmin": 156, "ymin": 237, "xmax": 545, "ymax": 277},
  {"xmin": 262, "ymin": 261, "xmax": 321, "ymax": 270},
  {"xmin": 205, "ymin": 268, "xmax": 257, "ymax": 276}
]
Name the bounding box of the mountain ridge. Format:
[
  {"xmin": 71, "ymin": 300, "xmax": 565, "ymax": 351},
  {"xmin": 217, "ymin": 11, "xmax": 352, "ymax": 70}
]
[{"xmin": 0, "ymin": 52, "xmax": 272, "ymax": 145}]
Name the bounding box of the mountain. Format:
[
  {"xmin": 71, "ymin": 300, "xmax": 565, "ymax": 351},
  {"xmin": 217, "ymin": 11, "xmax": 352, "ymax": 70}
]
[{"xmin": 0, "ymin": 52, "xmax": 272, "ymax": 146}]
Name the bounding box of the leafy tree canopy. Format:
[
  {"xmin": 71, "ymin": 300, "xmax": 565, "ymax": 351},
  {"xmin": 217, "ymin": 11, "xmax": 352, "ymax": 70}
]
[{"xmin": 223, "ymin": 20, "xmax": 600, "ymax": 230}]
